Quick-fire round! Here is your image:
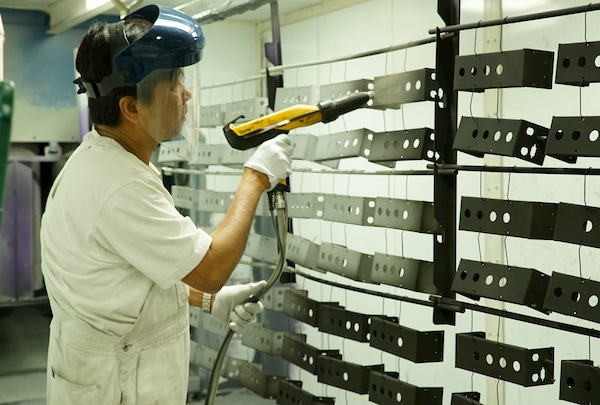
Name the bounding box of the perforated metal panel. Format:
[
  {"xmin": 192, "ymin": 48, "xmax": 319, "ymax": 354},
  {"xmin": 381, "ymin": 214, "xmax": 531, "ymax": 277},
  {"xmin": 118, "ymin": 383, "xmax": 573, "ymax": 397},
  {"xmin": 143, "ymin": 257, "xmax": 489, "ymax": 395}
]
[
  {"xmin": 369, "ymin": 316, "xmax": 444, "ymax": 363},
  {"xmin": 320, "ymin": 79, "xmax": 373, "ymax": 100},
  {"xmin": 282, "ymin": 289, "xmax": 328, "ymax": 327},
  {"xmin": 189, "ymin": 144, "xmax": 226, "ymax": 166},
  {"xmin": 373, "ymin": 197, "xmax": 436, "ymax": 232},
  {"xmin": 281, "ymin": 335, "xmax": 341, "ymax": 375},
  {"xmin": 313, "ymin": 129, "xmax": 369, "ymax": 161},
  {"xmin": 372, "ymin": 69, "xmax": 438, "ymax": 108},
  {"xmin": 224, "ymin": 97, "xmax": 269, "ymax": 123},
  {"xmin": 277, "ymin": 380, "xmax": 335, "ymax": 405},
  {"xmin": 241, "ymin": 323, "xmax": 290, "ymax": 356},
  {"xmin": 316, "ymin": 357, "xmax": 384, "ymax": 394},
  {"xmin": 453, "ymin": 259, "xmax": 550, "ymax": 311},
  {"xmin": 239, "ymin": 362, "xmax": 280, "ymax": 399},
  {"xmin": 451, "ymin": 392, "xmax": 482, "ymax": 405},
  {"xmin": 317, "ymin": 242, "xmax": 374, "ymax": 282},
  {"xmin": 454, "ymin": 49, "xmax": 554, "ymax": 91},
  {"xmin": 287, "ymin": 193, "xmax": 325, "ymax": 219},
  {"xmin": 543, "ymin": 272, "xmax": 600, "ymax": 323},
  {"xmin": 560, "ymin": 360, "xmax": 600, "ymax": 405},
  {"xmin": 456, "ymin": 332, "xmax": 554, "ymax": 387},
  {"xmin": 286, "ymin": 233, "xmax": 321, "ymax": 270},
  {"xmin": 317, "ymin": 304, "xmax": 373, "ymax": 342},
  {"xmin": 370, "ymin": 252, "xmax": 420, "ymax": 290},
  {"xmin": 323, "ymin": 194, "xmax": 376, "ymax": 226},
  {"xmin": 368, "ymin": 128, "xmax": 436, "ymax": 162},
  {"xmin": 554, "ymin": 203, "xmax": 600, "ymax": 248},
  {"xmin": 555, "ymin": 41, "xmax": 600, "ymax": 86},
  {"xmin": 369, "ymin": 370, "xmax": 443, "ymax": 405},
  {"xmin": 245, "ymin": 233, "xmax": 278, "ymax": 262},
  {"xmin": 274, "ymin": 86, "xmax": 321, "ymax": 112},
  {"xmin": 459, "ymin": 197, "xmax": 558, "ymax": 239},
  {"xmin": 199, "ymin": 104, "xmax": 225, "ymax": 127},
  {"xmin": 547, "ymin": 116, "xmax": 600, "ymax": 162},
  {"xmin": 262, "ymin": 286, "xmax": 287, "ymax": 311},
  {"xmin": 453, "ymin": 117, "xmax": 547, "ymax": 165}
]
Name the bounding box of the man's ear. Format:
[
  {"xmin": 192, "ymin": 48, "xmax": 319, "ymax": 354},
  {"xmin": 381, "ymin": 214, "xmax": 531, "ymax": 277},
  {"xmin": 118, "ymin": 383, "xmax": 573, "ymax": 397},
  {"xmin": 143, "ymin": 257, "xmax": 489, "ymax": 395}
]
[{"xmin": 119, "ymin": 96, "xmax": 139, "ymax": 124}]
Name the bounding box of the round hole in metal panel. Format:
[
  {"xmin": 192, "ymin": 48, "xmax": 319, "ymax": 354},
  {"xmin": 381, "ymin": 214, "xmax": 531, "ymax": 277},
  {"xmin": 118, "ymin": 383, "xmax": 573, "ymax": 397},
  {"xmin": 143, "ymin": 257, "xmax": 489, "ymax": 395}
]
[
  {"xmin": 589, "ymin": 295, "xmax": 599, "ymax": 308},
  {"xmin": 486, "ymin": 353, "xmax": 494, "ymax": 365},
  {"xmin": 505, "ymin": 132, "xmax": 513, "ymax": 143},
  {"xmin": 485, "ymin": 275, "xmax": 494, "ymax": 285},
  {"xmin": 499, "ymin": 277, "xmax": 507, "ymax": 288},
  {"xmin": 513, "ymin": 360, "xmax": 521, "ymax": 372},
  {"xmin": 496, "ymin": 64, "xmax": 504, "ymax": 75},
  {"xmin": 579, "ymin": 56, "xmax": 587, "ymax": 67},
  {"xmin": 499, "ymin": 357, "xmax": 507, "ymax": 368},
  {"xmin": 502, "ymin": 212, "xmax": 511, "ymax": 223},
  {"xmin": 489, "ymin": 211, "xmax": 498, "ymax": 222},
  {"xmin": 398, "ymin": 337, "xmax": 404, "ymax": 347},
  {"xmin": 521, "ymin": 146, "xmax": 529, "ymax": 156},
  {"xmin": 494, "ymin": 130, "xmax": 502, "ymax": 141},
  {"xmin": 585, "ymin": 219, "xmax": 593, "ymax": 233},
  {"xmin": 572, "ymin": 291, "xmax": 582, "ymax": 302}
]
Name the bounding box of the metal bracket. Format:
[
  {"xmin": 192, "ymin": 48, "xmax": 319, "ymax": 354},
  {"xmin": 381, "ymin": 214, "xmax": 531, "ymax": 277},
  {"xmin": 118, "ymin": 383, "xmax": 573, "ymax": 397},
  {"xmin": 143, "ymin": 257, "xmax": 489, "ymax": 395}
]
[
  {"xmin": 316, "ymin": 356, "xmax": 384, "ymax": 394},
  {"xmin": 454, "ymin": 49, "xmax": 554, "ymax": 91},
  {"xmin": 459, "ymin": 197, "xmax": 558, "ymax": 240},
  {"xmin": 320, "ymin": 79, "xmax": 373, "ymax": 100},
  {"xmin": 555, "ymin": 41, "xmax": 600, "ymax": 86},
  {"xmin": 241, "ymin": 323, "xmax": 295, "ymax": 356},
  {"xmin": 317, "ymin": 242, "xmax": 374, "ymax": 282},
  {"xmin": 281, "ymin": 334, "xmax": 341, "ymax": 375},
  {"xmin": 317, "ymin": 303, "xmax": 374, "ymax": 343},
  {"xmin": 313, "ymin": 129, "xmax": 370, "ymax": 162},
  {"xmin": 286, "ymin": 233, "xmax": 321, "ymax": 271},
  {"xmin": 224, "ymin": 97, "xmax": 269, "ymax": 123},
  {"xmin": 189, "ymin": 342, "xmax": 247, "ymax": 380},
  {"xmin": 554, "ymin": 202, "xmax": 600, "ymax": 248},
  {"xmin": 274, "ymin": 85, "xmax": 321, "ymax": 111},
  {"xmin": 239, "ymin": 362, "xmax": 281, "ymax": 399},
  {"xmin": 282, "ymin": 289, "xmax": 333, "ymax": 327},
  {"xmin": 455, "ymin": 332, "xmax": 554, "ymax": 387},
  {"xmin": 322, "ymin": 194, "xmax": 376, "ymax": 226},
  {"xmin": 370, "ymin": 252, "xmax": 422, "ymax": 290},
  {"xmin": 543, "ymin": 271, "xmax": 600, "ymax": 323},
  {"xmin": 245, "ymin": 233, "xmax": 278, "ymax": 262},
  {"xmin": 277, "ymin": 379, "xmax": 335, "ymax": 405},
  {"xmin": 452, "ymin": 259, "xmax": 550, "ymax": 312},
  {"xmin": 261, "ymin": 286, "xmax": 288, "ymax": 311},
  {"xmin": 560, "ymin": 360, "xmax": 600, "ymax": 404},
  {"xmin": 199, "ymin": 104, "xmax": 225, "ymax": 127},
  {"xmin": 369, "ymin": 316, "xmax": 444, "ymax": 363},
  {"xmin": 369, "ymin": 370, "xmax": 443, "ymax": 405},
  {"xmin": 171, "ymin": 185, "xmax": 195, "ymax": 210},
  {"xmin": 453, "ymin": 117, "xmax": 547, "ymax": 165},
  {"xmin": 287, "ymin": 193, "xmax": 325, "ymax": 219},
  {"xmin": 157, "ymin": 140, "xmax": 188, "ymax": 163},
  {"xmin": 189, "ymin": 144, "xmax": 226, "ymax": 166},
  {"xmin": 451, "ymin": 392, "xmax": 483, "ymax": 405},
  {"xmin": 372, "ymin": 69, "xmax": 438, "ymax": 108},
  {"xmin": 373, "ymin": 197, "xmax": 437, "ymax": 233},
  {"xmin": 546, "ymin": 116, "xmax": 600, "ymax": 163},
  {"xmin": 195, "ymin": 190, "xmax": 269, "ymax": 216},
  {"xmin": 367, "ymin": 128, "xmax": 436, "ymax": 163}
]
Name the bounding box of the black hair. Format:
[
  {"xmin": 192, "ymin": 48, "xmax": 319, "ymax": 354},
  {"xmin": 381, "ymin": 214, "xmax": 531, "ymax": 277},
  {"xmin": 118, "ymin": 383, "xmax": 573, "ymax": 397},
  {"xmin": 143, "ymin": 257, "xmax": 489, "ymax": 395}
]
[{"xmin": 75, "ymin": 18, "xmax": 151, "ymax": 126}]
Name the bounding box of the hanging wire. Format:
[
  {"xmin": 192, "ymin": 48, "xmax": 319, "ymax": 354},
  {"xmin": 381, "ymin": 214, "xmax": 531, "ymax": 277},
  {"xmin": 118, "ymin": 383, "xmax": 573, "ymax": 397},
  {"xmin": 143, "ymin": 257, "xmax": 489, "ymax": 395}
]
[
  {"xmin": 499, "ymin": 17, "xmax": 508, "ymax": 54},
  {"xmin": 474, "ymin": 20, "xmax": 482, "ymax": 57},
  {"xmin": 585, "ymin": 3, "xmax": 592, "ymax": 44}
]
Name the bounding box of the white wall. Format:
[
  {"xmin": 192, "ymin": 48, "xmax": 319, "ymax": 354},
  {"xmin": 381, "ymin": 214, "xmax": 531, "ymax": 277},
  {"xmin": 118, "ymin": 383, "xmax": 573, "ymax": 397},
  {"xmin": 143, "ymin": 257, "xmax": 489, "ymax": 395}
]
[{"xmin": 200, "ymin": 0, "xmax": 600, "ymax": 404}]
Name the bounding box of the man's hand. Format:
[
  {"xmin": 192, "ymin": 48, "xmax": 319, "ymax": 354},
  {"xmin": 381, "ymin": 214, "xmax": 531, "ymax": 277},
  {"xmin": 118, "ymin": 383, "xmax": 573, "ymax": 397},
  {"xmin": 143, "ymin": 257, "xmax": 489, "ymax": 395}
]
[
  {"xmin": 243, "ymin": 134, "xmax": 293, "ymax": 190},
  {"xmin": 212, "ymin": 280, "xmax": 266, "ymax": 333}
]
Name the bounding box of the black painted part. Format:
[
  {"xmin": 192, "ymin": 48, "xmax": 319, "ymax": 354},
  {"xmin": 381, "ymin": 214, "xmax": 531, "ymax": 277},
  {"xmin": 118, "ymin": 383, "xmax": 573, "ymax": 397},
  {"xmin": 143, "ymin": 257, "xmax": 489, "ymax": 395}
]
[
  {"xmin": 547, "ymin": 116, "xmax": 600, "ymax": 163},
  {"xmin": 280, "ymin": 335, "xmax": 341, "ymax": 375},
  {"xmin": 451, "ymin": 392, "xmax": 483, "ymax": 405},
  {"xmin": 555, "ymin": 203, "xmax": 600, "ymax": 248},
  {"xmin": 453, "ymin": 117, "xmax": 548, "ymax": 165},
  {"xmin": 282, "ymin": 289, "xmax": 330, "ymax": 327},
  {"xmin": 264, "ymin": 1, "xmax": 283, "ymax": 111},
  {"xmin": 372, "ymin": 69, "xmax": 437, "ymax": 108},
  {"xmin": 455, "ymin": 332, "xmax": 554, "ymax": 387},
  {"xmin": 454, "ymin": 49, "xmax": 554, "ymax": 91},
  {"xmin": 276, "ymin": 380, "xmax": 335, "ymax": 405},
  {"xmin": 459, "ymin": 197, "xmax": 558, "ymax": 240},
  {"xmin": 453, "ymin": 259, "xmax": 550, "ymax": 312},
  {"xmin": 543, "ymin": 272, "xmax": 600, "ymax": 324},
  {"xmin": 556, "ymin": 41, "xmax": 600, "ymax": 86},
  {"xmin": 316, "ymin": 356, "xmax": 383, "ymax": 394},
  {"xmin": 368, "ymin": 128, "xmax": 436, "ymax": 162},
  {"xmin": 317, "ymin": 304, "xmax": 373, "ymax": 343},
  {"xmin": 239, "ymin": 362, "xmax": 282, "ymax": 399},
  {"xmin": 369, "ymin": 316, "xmax": 444, "ymax": 363},
  {"xmin": 560, "ymin": 360, "xmax": 600, "ymax": 405},
  {"xmin": 369, "ymin": 370, "xmax": 443, "ymax": 405}
]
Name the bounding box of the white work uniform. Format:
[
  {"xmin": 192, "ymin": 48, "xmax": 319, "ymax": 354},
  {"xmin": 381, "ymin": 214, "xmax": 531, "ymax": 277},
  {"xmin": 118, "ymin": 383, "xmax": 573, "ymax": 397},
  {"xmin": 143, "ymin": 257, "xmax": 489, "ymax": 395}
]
[{"xmin": 40, "ymin": 129, "xmax": 212, "ymax": 404}]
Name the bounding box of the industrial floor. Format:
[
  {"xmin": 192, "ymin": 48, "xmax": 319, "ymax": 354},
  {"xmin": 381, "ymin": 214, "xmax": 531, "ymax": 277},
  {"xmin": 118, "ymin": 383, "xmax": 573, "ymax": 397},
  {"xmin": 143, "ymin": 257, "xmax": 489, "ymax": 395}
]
[{"xmin": 0, "ymin": 305, "xmax": 275, "ymax": 405}]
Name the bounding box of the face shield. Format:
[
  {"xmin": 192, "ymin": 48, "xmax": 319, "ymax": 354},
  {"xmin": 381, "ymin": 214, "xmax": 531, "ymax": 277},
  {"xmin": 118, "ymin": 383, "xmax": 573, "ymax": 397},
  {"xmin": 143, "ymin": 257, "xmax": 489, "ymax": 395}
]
[{"xmin": 136, "ymin": 64, "xmax": 202, "ymax": 160}]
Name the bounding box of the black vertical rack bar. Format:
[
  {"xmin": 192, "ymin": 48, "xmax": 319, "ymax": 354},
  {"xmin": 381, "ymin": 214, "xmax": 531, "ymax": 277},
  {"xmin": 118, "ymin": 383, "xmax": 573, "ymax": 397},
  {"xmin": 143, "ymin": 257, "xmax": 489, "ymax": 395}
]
[
  {"xmin": 264, "ymin": 1, "xmax": 283, "ymax": 111},
  {"xmin": 433, "ymin": 0, "xmax": 460, "ymax": 325}
]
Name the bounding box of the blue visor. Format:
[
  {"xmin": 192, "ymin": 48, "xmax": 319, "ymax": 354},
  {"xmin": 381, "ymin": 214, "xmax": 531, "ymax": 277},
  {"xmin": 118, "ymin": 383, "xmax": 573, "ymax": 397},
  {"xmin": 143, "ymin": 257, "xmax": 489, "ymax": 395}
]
[{"xmin": 80, "ymin": 4, "xmax": 205, "ymax": 98}]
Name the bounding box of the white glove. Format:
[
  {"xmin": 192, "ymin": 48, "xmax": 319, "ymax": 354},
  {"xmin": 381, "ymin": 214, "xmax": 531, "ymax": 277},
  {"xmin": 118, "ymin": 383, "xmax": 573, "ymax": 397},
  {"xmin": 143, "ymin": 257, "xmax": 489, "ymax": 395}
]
[
  {"xmin": 243, "ymin": 134, "xmax": 293, "ymax": 190},
  {"xmin": 212, "ymin": 280, "xmax": 267, "ymax": 333}
]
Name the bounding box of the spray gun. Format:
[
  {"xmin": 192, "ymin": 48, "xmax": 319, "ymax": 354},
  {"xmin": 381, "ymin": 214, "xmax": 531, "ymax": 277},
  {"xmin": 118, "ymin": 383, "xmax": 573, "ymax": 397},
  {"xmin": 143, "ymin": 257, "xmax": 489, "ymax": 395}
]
[{"xmin": 205, "ymin": 90, "xmax": 373, "ymax": 404}]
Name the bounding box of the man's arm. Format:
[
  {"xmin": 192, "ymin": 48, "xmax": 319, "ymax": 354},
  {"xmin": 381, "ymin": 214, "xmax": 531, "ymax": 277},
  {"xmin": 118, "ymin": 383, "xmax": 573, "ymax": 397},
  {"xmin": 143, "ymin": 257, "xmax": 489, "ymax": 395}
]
[{"xmin": 182, "ymin": 167, "xmax": 268, "ymax": 293}]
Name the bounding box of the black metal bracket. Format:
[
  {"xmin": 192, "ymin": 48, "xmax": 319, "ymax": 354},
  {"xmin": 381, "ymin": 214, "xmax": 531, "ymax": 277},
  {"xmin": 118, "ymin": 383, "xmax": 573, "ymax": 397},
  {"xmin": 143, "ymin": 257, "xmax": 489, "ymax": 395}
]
[
  {"xmin": 368, "ymin": 128, "xmax": 436, "ymax": 163},
  {"xmin": 459, "ymin": 197, "xmax": 558, "ymax": 239},
  {"xmin": 543, "ymin": 271, "xmax": 600, "ymax": 324},
  {"xmin": 369, "ymin": 316, "xmax": 444, "ymax": 363},
  {"xmin": 316, "ymin": 356, "xmax": 384, "ymax": 394},
  {"xmin": 453, "ymin": 117, "xmax": 548, "ymax": 165},
  {"xmin": 455, "ymin": 332, "xmax": 554, "ymax": 387},
  {"xmin": 452, "ymin": 259, "xmax": 550, "ymax": 312},
  {"xmin": 280, "ymin": 335, "xmax": 341, "ymax": 375},
  {"xmin": 282, "ymin": 289, "xmax": 335, "ymax": 327},
  {"xmin": 560, "ymin": 360, "xmax": 600, "ymax": 405},
  {"xmin": 369, "ymin": 370, "xmax": 443, "ymax": 405},
  {"xmin": 556, "ymin": 41, "xmax": 600, "ymax": 86},
  {"xmin": 239, "ymin": 362, "xmax": 282, "ymax": 399},
  {"xmin": 554, "ymin": 202, "xmax": 600, "ymax": 248},
  {"xmin": 451, "ymin": 392, "xmax": 483, "ymax": 405},
  {"xmin": 454, "ymin": 49, "xmax": 554, "ymax": 91},
  {"xmin": 370, "ymin": 252, "xmax": 437, "ymax": 294},
  {"xmin": 547, "ymin": 116, "xmax": 600, "ymax": 162},
  {"xmin": 277, "ymin": 380, "xmax": 335, "ymax": 405},
  {"xmin": 317, "ymin": 303, "xmax": 374, "ymax": 343}
]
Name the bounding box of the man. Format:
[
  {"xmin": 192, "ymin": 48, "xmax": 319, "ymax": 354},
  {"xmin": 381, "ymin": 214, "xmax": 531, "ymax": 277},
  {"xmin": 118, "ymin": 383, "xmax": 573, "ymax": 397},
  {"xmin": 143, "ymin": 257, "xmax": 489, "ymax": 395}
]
[{"xmin": 40, "ymin": 5, "xmax": 293, "ymax": 404}]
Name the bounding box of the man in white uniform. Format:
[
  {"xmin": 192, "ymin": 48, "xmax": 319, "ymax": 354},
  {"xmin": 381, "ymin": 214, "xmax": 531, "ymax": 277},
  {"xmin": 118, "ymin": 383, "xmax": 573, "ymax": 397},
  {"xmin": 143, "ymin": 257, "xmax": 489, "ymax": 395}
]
[{"xmin": 40, "ymin": 5, "xmax": 293, "ymax": 404}]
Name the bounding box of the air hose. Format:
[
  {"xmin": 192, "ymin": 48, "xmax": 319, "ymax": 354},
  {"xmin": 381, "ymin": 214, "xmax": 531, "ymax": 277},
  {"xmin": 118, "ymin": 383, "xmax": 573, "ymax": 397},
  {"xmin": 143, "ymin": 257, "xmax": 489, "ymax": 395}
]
[{"xmin": 204, "ymin": 189, "xmax": 288, "ymax": 405}]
